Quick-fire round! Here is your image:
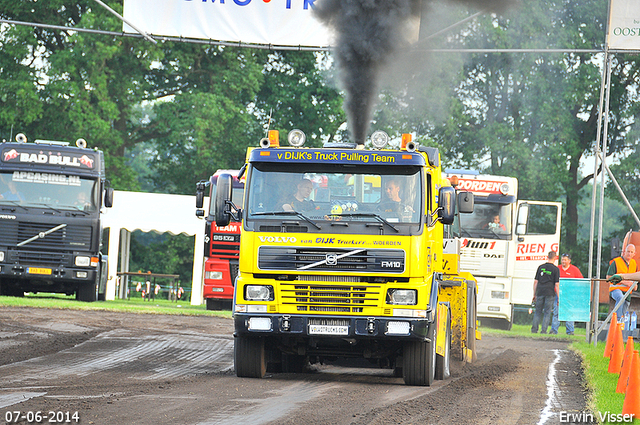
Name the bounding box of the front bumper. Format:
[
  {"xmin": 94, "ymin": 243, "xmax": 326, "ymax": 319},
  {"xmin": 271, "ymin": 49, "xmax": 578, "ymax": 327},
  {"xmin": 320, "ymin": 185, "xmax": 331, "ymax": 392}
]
[
  {"xmin": 234, "ymin": 313, "xmax": 433, "ymax": 342},
  {"xmin": 0, "ymin": 263, "xmax": 97, "ymax": 284}
]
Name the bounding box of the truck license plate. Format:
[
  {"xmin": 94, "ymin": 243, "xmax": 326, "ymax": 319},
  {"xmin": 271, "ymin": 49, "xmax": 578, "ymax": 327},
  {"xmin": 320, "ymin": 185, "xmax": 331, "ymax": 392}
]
[
  {"xmin": 309, "ymin": 325, "xmax": 349, "ymax": 335},
  {"xmin": 27, "ymin": 267, "xmax": 52, "ymax": 275}
]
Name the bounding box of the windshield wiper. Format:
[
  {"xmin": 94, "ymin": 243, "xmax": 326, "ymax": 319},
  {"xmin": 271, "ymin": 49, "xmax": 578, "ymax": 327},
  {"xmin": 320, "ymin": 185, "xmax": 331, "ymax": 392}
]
[
  {"xmin": 336, "ymin": 213, "xmax": 399, "ymax": 233},
  {"xmin": 0, "ymin": 200, "xmax": 28, "ymax": 211},
  {"xmin": 69, "ymin": 207, "xmax": 90, "ymax": 216},
  {"xmin": 460, "ymin": 228, "xmax": 473, "ymax": 237},
  {"xmin": 32, "ymin": 203, "xmax": 63, "ymax": 213},
  {"xmin": 252, "ymin": 211, "xmax": 321, "ymax": 230}
]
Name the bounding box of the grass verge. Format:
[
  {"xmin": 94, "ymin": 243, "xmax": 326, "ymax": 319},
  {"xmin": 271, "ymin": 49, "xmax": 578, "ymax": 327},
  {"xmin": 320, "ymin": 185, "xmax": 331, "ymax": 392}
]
[{"xmin": 0, "ymin": 293, "xmax": 232, "ymax": 318}]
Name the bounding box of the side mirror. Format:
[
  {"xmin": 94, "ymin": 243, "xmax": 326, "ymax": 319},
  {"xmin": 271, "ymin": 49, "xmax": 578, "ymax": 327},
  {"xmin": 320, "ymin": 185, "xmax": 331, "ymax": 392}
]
[
  {"xmin": 438, "ymin": 186, "xmax": 456, "ymax": 225},
  {"xmin": 516, "ymin": 203, "xmax": 529, "ymax": 236},
  {"xmin": 195, "ymin": 180, "xmax": 208, "ymax": 209},
  {"xmin": 457, "ymin": 191, "xmax": 474, "ymax": 214},
  {"xmin": 104, "ymin": 187, "xmax": 114, "ymax": 208},
  {"xmin": 215, "ymin": 173, "xmax": 233, "ymax": 227}
]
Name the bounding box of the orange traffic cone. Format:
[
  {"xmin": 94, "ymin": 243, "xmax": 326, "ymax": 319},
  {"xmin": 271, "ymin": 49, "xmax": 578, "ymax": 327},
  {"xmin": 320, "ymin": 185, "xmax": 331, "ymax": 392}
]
[
  {"xmin": 608, "ymin": 323, "xmax": 624, "ymax": 374},
  {"xmin": 617, "ymin": 337, "xmax": 635, "ymax": 393},
  {"xmin": 622, "ymin": 350, "xmax": 640, "ymax": 418},
  {"xmin": 604, "ymin": 312, "xmax": 618, "ymax": 358}
]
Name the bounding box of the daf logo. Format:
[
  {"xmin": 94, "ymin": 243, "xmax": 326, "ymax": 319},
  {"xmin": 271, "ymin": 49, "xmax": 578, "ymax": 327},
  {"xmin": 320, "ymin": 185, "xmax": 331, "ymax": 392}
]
[{"xmin": 326, "ymin": 254, "xmax": 338, "ymax": 266}]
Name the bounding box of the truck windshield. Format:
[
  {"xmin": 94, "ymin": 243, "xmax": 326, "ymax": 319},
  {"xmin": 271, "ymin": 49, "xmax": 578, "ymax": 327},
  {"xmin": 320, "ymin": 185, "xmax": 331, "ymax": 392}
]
[
  {"xmin": 458, "ymin": 202, "xmax": 512, "ymax": 239},
  {"xmin": 245, "ymin": 163, "xmax": 422, "ymax": 233},
  {"xmin": 0, "ymin": 171, "xmax": 98, "ymax": 212}
]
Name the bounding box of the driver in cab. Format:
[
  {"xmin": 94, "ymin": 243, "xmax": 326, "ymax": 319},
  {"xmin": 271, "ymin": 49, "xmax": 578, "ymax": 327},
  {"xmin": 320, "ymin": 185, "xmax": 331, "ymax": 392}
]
[
  {"xmin": 485, "ymin": 214, "xmax": 506, "ymax": 231},
  {"xmin": 282, "ymin": 178, "xmax": 316, "ymax": 212},
  {"xmin": 379, "ymin": 178, "xmax": 414, "ymax": 219}
]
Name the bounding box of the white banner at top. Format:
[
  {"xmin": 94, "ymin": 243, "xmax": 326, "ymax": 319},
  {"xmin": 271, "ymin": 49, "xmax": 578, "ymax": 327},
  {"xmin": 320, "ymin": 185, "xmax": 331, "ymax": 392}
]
[
  {"xmin": 608, "ymin": 0, "xmax": 640, "ymax": 50},
  {"xmin": 122, "ymin": 0, "xmax": 333, "ymax": 48}
]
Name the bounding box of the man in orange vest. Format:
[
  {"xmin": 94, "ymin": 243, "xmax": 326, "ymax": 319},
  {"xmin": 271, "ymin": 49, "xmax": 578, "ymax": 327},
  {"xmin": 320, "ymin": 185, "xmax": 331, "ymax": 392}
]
[{"xmin": 606, "ymin": 244, "xmax": 637, "ymax": 319}]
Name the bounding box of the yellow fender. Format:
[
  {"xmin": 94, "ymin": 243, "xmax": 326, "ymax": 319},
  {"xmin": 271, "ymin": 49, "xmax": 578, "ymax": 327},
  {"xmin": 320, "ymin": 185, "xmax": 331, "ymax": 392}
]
[{"xmin": 436, "ymin": 302, "xmax": 449, "ymax": 357}]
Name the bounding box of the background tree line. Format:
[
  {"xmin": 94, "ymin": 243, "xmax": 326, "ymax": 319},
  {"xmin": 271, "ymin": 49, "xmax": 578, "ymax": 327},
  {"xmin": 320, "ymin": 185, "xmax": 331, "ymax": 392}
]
[{"xmin": 1, "ymin": 0, "xmax": 639, "ymax": 281}]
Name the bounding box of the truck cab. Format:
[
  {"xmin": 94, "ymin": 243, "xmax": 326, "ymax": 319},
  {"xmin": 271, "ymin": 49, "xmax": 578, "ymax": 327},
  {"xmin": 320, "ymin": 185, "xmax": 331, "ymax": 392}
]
[
  {"xmin": 196, "ymin": 170, "xmax": 244, "ymax": 310},
  {"xmin": 0, "ymin": 134, "xmax": 113, "ymax": 301},
  {"xmin": 215, "ymin": 130, "xmax": 478, "ymax": 385},
  {"xmin": 445, "ymin": 170, "xmax": 561, "ymax": 329}
]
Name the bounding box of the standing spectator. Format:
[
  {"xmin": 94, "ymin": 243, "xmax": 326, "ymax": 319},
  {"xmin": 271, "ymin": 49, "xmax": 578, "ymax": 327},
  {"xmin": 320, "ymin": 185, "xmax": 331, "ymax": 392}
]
[
  {"xmin": 532, "ymin": 251, "xmax": 560, "ymax": 334},
  {"xmin": 606, "ymin": 244, "xmax": 637, "ymax": 319},
  {"xmin": 551, "ymin": 253, "xmax": 583, "ymax": 335}
]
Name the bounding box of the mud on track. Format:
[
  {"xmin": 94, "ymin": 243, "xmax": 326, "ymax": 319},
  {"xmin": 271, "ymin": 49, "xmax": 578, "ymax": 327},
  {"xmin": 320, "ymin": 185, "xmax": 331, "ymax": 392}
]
[{"xmin": 0, "ymin": 307, "xmax": 592, "ymax": 425}]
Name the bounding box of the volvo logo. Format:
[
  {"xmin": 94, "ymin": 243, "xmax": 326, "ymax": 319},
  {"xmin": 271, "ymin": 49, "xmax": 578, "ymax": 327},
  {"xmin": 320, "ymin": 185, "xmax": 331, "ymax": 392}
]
[{"xmin": 326, "ymin": 254, "xmax": 338, "ymax": 266}]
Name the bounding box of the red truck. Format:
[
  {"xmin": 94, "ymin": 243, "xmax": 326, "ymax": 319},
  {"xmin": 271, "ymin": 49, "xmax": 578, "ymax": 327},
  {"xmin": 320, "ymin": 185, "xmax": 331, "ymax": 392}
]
[{"xmin": 196, "ymin": 170, "xmax": 244, "ymax": 310}]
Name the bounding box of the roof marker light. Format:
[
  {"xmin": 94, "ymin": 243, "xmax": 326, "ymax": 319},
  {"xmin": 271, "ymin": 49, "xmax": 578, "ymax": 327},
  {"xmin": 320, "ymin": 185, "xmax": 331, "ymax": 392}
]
[
  {"xmin": 401, "ymin": 133, "xmax": 411, "ymax": 149},
  {"xmin": 371, "ymin": 130, "xmax": 389, "ymax": 149},
  {"xmin": 260, "ymin": 130, "xmax": 280, "ymax": 148}
]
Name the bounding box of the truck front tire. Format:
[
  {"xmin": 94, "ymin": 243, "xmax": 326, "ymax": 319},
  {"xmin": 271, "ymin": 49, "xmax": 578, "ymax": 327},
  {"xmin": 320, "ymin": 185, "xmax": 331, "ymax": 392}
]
[
  {"xmin": 403, "ymin": 324, "xmax": 436, "ymax": 386},
  {"xmin": 235, "ymin": 335, "xmax": 266, "ymax": 378}
]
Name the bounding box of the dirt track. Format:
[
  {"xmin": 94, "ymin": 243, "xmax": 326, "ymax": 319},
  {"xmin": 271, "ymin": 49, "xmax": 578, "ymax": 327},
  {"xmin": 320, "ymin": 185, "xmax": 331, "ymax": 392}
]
[{"xmin": 0, "ymin": 307, "xmax": 593, "ymax": 425}]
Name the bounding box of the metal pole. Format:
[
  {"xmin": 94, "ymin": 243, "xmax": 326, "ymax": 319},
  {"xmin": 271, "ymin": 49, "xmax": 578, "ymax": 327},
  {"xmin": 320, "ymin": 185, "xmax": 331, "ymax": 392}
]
[
  {"xmin": 588, "ymin": 51, "xmax": 609, "ymax": 344},
  {"xmin": 0, "ymin": 19, "xmax": 615, "ymax": 54},
  {"xmin": 91, "ymin": 0, "xmax": 157, "ymax": 44},
  {"xmin": 421, "ymin": 11, "xmax": 484, "ymax": 41},
  {"xmin": 596, "ymin": 284, "xmax": 635, "ymax": 336},
  {"xmin": 596, "ymin": 54, "xmax": 614, "ymax": 281},
  {"xmin": 591, "ymin": 54, "xmax": 613, "ymax": 346},
  {"xmin": 597, "ymin": 151, "xmax": 640, "ymax": 228}
]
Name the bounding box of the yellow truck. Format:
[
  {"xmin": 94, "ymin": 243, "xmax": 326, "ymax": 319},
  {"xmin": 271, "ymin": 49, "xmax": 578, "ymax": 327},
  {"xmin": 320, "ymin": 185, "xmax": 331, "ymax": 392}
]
[{"xmin": 214, "ymin": 130, "xmax": 479, "ymax": 385}]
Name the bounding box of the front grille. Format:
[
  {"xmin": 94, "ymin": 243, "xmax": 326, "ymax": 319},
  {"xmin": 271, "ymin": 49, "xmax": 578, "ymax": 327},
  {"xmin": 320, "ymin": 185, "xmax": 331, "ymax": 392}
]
[
  {"xmin": 209, "ymin": 232, "xmax": 239, "ymax": 258},
  {"xmin": 260, "ymin": 225, "xmax": 308, "ymax": 233},
  {"xmin": 0, "ymin": 221, "xmax": 92, "ymax": 250},
  {"xmin": 258, "ymin": 247, "xmax": 405, "ymax": 273},
  {"xmin": 282, "ymin": 282, "xmax": 381, "ymax": 313},
  {"xmin": 297, "ymin": 275, "xmax": 361, "ymax": 283},
  {"xmin": 308, "ymin": 318, "xmax": 350, "ymax": 326}
]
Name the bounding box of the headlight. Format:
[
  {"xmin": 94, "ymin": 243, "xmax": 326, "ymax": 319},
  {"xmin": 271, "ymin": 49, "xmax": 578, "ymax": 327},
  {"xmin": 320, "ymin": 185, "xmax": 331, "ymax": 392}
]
[
  {"xmin": 491, "ymin": 290, "xmax": 509, "ymax": 299},
  {"xmin": 387, "ymin": 289, "xmax": 417, "ymax": 305},
  {"xmin": 245, "ymin": 285, "xmax": 274, "ymax": 301},
  {"xmin": 0, "ymin": 251, "xmax": 4, "ymax": 262},
  {"xmin": 75, "ymin": 256, "xmax": 90, "ymax": 267},
  {"xmin": 205, "ymin": 271, "xmax": 224, "ymax": 280}
]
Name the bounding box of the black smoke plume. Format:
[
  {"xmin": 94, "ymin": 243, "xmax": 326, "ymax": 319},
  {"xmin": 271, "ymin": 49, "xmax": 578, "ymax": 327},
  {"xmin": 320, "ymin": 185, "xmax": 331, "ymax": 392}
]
[
  {"xmin": 314, "ymin": 0, "xmax": 513, "ymax": 145},
  {"xmin": 314, "ymin": 0, "xmax": 422, "ymax": 145}
]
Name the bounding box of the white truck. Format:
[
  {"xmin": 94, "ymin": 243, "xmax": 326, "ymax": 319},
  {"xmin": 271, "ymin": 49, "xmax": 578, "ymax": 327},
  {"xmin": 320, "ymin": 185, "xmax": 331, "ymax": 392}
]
[{"xmin": 444, "ymin": 170, "xmax": 562, "ymax": 329}]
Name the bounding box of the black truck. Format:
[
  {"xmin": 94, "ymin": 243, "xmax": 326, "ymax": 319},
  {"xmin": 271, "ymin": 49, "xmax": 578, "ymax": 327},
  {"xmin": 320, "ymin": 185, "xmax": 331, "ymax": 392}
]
[{"xmin": 0, "ymin": 134, "xmax": 113, "ymax": 301}]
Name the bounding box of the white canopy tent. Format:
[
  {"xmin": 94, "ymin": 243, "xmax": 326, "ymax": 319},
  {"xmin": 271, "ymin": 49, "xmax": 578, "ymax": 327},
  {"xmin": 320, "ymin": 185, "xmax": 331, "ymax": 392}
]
[{"xmin": 101, "ymin": 190, "xmax": 207, "ymax": 305}]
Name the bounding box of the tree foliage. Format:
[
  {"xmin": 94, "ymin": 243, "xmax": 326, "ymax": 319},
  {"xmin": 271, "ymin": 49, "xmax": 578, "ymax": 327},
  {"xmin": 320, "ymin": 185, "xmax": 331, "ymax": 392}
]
[{"xmin": 4, "ymin": 0, "xmax": 640, "ymax": 277}]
